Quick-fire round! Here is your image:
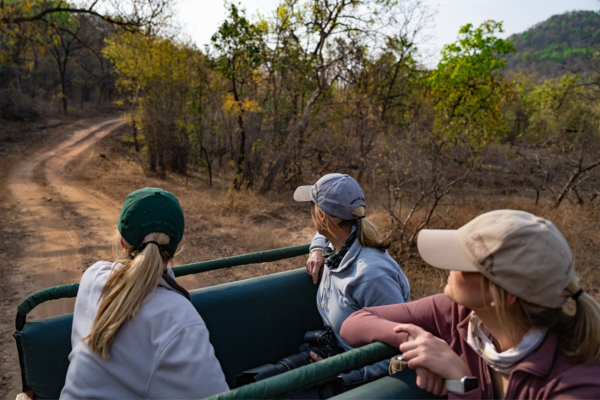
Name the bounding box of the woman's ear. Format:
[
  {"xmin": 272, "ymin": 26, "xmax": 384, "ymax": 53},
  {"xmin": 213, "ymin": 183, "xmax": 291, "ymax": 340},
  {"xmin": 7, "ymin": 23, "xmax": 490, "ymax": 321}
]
[
  {"xmin": 505, "ymin": 292, "xmax": 518, "ymax": 307},
  {"xmin": 120, "ymin": 237, "xmax": 127, "ymax": 249},
  {"xmin": 490, "ymin": 293, "xmax": 518, "ymax": 308}
]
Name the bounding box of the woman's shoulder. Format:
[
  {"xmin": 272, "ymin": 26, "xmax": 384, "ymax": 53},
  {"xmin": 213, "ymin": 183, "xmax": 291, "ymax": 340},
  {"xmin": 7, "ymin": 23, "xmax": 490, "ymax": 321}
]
[
  {"xmin": 545, "ymin": 352, "xmax": 600, "ymax": 397},
  {"xmin": 79, "ymin": 261, "xmax": 114, "ymax": 287},
  {"xmin": 141, "ymin": 287, "xmax": 204, "ymax": 327},
  {"xmin": 353, "ymin": 247, "xmax": 401, "ymax": 277}
]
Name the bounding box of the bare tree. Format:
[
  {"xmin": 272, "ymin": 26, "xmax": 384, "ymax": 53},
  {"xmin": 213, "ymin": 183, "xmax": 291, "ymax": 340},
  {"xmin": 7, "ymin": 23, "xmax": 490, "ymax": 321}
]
[
  {"xmin": 1, "ymin": 0, "xmax": 171, "ymax": 30},
  {"xmin": 260, "ymin": 0, "xmax": 432, "ymax": 193}
]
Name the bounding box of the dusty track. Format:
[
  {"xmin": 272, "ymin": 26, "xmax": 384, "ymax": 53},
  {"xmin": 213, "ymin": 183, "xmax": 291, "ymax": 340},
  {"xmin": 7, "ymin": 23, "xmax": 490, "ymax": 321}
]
[{"xmin": 7, "ymin": 119, "xmax": 125, "ymax": 321}]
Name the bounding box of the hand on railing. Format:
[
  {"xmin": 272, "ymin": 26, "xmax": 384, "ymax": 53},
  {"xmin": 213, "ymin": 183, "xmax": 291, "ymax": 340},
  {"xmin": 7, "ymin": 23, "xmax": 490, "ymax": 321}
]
[{"xmin": 306, "ymin": 249, "xmax": 325, "ymax": 285}]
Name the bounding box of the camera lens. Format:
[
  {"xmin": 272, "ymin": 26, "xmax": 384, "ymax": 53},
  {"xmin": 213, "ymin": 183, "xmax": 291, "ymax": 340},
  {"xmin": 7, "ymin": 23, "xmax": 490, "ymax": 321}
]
[{"xmin": 277, "ymin": 351, "xmax": 313, "ymax": 370}]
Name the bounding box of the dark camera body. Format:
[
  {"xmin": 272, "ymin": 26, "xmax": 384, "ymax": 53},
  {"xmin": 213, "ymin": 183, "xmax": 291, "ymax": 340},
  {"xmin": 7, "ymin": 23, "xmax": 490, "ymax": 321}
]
[{"xmin": 235, "ymin": 327, "xmax": 344, "ymax": 387}]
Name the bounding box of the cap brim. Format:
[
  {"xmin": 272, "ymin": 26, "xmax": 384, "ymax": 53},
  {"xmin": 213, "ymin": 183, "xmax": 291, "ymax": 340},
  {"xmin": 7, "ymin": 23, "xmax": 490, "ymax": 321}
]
[
  {"xmin": 417, "ymin": 230, "xmax": 478, "ymax": 272},
  {"xmin": 293, "ymin": 186, "xmax": 313, "ymax": 202}
]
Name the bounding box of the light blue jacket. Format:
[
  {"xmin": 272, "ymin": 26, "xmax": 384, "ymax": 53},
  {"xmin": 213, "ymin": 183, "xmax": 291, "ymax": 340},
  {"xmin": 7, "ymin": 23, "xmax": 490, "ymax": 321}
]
[{"xmin": 310, "ymin": 233, "xmax": 410, "ymax": 383}]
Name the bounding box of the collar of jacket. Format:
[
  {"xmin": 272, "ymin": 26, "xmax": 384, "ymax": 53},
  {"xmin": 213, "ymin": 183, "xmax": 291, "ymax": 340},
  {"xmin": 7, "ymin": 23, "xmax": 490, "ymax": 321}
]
[
  {"xmin": 457, "ymin": 311, "xmax": 556, "ymax": 378},
  {"xmin": 159, "ymin": 266, "xmax": 191, "ymax": 301},
  {"xmin": 327, "ymin": 239, "xmax": 363, "ymax": 273}
]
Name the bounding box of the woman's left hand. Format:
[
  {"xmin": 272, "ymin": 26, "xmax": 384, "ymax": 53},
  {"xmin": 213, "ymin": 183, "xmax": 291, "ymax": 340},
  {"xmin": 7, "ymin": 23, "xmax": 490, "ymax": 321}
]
[
  {"xmin": 310, "ymin": 351, "xmax": 324, "ymax": 362},
  {"xmin": 394, "ymin": 323, "xmax": 471, "ymax": 381}
]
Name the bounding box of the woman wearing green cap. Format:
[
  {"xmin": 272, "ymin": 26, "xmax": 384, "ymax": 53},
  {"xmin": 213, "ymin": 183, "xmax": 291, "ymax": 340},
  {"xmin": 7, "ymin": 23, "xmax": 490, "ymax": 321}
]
[
  {"xmin": 60, "ymin": 188, "xmax": 229, "ymax": 399},
  {"xmin": 340, "ymin": 210, "xmax": 600, "ymax": 399}
]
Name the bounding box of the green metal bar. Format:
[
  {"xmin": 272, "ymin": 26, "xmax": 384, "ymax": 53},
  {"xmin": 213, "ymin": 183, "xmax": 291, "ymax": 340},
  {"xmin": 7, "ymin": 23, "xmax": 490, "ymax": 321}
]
[
  {"xmin": 16, "ymin": 283, "xmax": 80, "ymax": 317},
  {"xmin": 172, "ymin": 244, "xmax": 310, "ymax": 277},
  {"xmin": 203, "ymin": 343, "xmax": 399, "ymax": 400},
  {"xmin": 16, "ymin": 244, "xmax": 311, "ymax": 317}
]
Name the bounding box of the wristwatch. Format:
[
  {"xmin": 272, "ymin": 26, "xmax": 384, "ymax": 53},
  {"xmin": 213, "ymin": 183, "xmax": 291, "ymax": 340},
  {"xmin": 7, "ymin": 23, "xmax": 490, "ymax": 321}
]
[{"xmin": 445, "ymin": 376, "xmax": 479, "ymax": 393}]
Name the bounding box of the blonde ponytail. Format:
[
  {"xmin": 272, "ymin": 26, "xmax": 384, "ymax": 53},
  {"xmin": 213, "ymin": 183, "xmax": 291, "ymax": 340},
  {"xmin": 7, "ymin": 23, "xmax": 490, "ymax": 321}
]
[
  {"xmin": 311, "ymin": 204, "xmax": 388, "ymax": 250},
  {"xmin": 350, "ymin": 206, "xmax": 388, "ymax": 250},
  {"xmin": 556, "ymin": 280, "xmax": 600, "ymax": 363},
  {"xmin": 86, "ymin": 232, "xmax": 174, "ymax": 359},
  {"xmin": 485, "ymin": 276, "xmax": 600, "ymax": 364}
]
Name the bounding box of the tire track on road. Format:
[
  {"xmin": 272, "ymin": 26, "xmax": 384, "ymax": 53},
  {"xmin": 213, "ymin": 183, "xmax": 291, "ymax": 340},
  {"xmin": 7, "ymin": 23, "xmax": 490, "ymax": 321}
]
[{"xmin": 8, "ymin": 119, "xmax": 125, "ymax": 321}]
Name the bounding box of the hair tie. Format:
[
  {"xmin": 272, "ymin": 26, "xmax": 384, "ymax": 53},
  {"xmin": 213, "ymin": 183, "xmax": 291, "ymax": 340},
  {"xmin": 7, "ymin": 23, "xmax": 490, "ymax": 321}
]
[
  {"xmin": 571, "ymin": 288, "xmax": 584, "ymax": 301},
  {"xmin": 356, "ymin": 215, "xmax": 366, "ymax": 219},
  {"xmin": 145, "ymin": 241, "xmax": 160, "ymax": 247}
]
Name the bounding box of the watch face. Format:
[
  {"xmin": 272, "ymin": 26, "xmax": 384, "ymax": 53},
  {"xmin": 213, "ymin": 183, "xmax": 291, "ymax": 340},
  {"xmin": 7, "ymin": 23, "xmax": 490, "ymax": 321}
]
[{"xmin": 464, "ymin": 377, "xmax": 480, "ymax": 392}]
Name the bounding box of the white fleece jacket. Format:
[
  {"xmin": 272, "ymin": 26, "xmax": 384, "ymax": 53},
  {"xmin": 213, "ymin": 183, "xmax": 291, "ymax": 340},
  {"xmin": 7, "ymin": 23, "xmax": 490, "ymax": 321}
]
[{"xmin": 60, "ymin": 261, "xmax": 229, "ymax": 399}]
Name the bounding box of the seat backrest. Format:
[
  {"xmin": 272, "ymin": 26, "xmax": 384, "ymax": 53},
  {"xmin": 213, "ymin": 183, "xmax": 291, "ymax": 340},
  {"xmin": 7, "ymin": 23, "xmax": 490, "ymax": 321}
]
[{"xmin": 14, "ymin": 268, "xmax": 321, "ymax": 399}]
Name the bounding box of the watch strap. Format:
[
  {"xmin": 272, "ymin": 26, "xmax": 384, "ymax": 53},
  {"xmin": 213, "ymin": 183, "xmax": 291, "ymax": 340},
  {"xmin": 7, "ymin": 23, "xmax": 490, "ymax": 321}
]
[
  {"xmin": 445, "ymin": 379, "xmax": 464, "ymax": 393},
  {"xmin": 445, "ymin": 376, "xmax": 479, "ymax": 393}
]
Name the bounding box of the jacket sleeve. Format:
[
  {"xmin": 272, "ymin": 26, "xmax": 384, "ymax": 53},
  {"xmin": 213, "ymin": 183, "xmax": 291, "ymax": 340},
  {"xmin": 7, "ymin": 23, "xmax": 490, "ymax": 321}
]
[
  {"xmin": 310, "ymin": 232, "xmax": 328, "ymax": 251},
  {"xmin": 146, "ymin": 323, "xmax": 230, "ymax": 399},
  {"xmin": 340, "ymin": 294, "xmax": 458, "ymax": 350}
]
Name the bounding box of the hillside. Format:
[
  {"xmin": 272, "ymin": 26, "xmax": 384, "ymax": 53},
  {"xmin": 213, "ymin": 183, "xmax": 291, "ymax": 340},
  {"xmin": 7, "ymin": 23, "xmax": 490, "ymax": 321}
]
[{"xmin": 505, "ymin": 10, "xmax": 600, "ymax": 80}]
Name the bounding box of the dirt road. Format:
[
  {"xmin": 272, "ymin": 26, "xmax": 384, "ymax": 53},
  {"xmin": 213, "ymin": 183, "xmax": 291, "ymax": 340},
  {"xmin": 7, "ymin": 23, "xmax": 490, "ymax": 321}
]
[
  {"xmin": 0, "ymin": 117, "xmax": 315, "ymax": 398},
  {"xmin": 7, "ymin": 119, "xmax": 125, "ymax": 321}
]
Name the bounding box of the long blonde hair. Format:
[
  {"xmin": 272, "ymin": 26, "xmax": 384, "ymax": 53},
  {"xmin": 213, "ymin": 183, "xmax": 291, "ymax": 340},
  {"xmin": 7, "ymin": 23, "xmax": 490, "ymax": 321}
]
[
  {"xmin": 85, "ymin": 231, "xmax": 175, "ymax": 359},
  {"xmin": 486, "ymin": 277, "xmax": 600, "ymax": 364},
  {"xmin": 311, "ymin": 203, "xmax": 388, "ymax": 250}
]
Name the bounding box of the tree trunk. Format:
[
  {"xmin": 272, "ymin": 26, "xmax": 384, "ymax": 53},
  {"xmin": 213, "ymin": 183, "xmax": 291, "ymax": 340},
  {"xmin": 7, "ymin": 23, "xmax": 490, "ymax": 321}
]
[
  {"xmin": 260, "ymin": 86, "xmax": 322, "ymax": 193},
  {"xmin": 132, "ymin": 121, "xmax": 140, "ymax": 152},
  {"xmin": 233, "ymin": 109, "xmax": 246, "ymax": 189},
  {"xmin": 553, "ymin": 158, "xmax": 600, "ymax": 208}
]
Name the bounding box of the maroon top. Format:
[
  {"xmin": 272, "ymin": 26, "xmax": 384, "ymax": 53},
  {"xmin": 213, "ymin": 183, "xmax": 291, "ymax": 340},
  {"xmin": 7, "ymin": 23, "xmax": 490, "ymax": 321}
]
[{"xmin": 340, "ymin": 294, "xmax": 600, "ymax": 399}]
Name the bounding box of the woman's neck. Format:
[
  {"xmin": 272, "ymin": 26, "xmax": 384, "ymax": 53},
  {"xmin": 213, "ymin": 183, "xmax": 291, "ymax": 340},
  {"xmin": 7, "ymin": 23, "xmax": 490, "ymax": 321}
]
[
  {"xmin": 473, "ymin": 306, "xmax": 529, "ymax": 352},
  {"xmin": 323, "ymin": 226, "xmax": 352, "ymax": 250}
]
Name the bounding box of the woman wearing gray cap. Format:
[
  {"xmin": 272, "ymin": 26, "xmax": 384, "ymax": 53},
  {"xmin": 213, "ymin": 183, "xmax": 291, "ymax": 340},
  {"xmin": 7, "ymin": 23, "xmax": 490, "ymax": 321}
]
[
  {"xmin": 340, "ymin": 210, "xmax": 600, "ymax": 399},
  {"xmin": 293, "ymin": 173, "xmax": 410, "ymax": 396},
  {"xmin": 60, "ymin": 188, "xmax": 229, "ymax": 399}
]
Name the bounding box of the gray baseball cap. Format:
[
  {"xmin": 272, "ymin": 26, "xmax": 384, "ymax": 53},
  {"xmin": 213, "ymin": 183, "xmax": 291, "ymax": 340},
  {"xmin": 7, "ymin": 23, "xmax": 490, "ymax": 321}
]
[{"xmin": 293, "ymin": 173, "xmax": 366, "ymax": 220}]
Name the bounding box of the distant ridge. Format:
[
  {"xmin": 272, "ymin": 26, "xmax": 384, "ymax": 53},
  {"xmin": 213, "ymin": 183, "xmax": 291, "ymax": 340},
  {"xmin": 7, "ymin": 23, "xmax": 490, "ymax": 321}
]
[{"xmin": 505, "ymin": 10, "xmax": 600, "ymax": 80}]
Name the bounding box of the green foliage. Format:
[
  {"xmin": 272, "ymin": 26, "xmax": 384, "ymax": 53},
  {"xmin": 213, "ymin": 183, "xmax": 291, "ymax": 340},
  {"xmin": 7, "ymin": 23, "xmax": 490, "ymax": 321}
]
[
  {"xmin": 429, "ymin": 21, "xmax": 515, "ymax": 147},
  {"xmin": 210, "ymin": 2, "xmax": 266, "ymax": 82},
  {"xmin": 507, "ymin": 11, "xmax": 600, "ymax": 79},
  {"xmin": 519, "ymin": 72, "xmax": 600, "ymax": 145},
  {"xmin": 104, "ymin": 32, "xmax": 205, "ymax": 175}
]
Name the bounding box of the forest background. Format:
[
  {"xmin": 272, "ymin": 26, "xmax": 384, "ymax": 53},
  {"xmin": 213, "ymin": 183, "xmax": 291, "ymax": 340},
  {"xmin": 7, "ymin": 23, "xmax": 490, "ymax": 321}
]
[{"xmin": 1, "ymin": 0, "xmax": 600, "ymax": 300}]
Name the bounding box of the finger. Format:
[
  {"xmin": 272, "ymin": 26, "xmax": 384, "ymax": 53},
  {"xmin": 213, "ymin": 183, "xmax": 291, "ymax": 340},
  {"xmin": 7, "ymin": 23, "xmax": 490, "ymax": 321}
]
[
  {"xmin": 399, "ymin": 348, "xmax": 420, "ymax": 362},
  {"xmin": 311, "ymin": 267, "xmax": 319, "ymax": 284},
  {"xmin": 425, "ymin": 370, "xmax": 435, "ymax": 393},
  {"xmin": 399, "ymin": 340, "xmax": 420, "ymax": 353},
  {"xmin": 393, "ymin": 323, "xmax": 425, "ymax": 338},
  {"xmin": 432, "ymin": 375, "xmax": 444, "ymax": 396},
  {"xmin": 415, "ymin": 368, "xmax": 429, "ymax": 390},
  {"xmin": 406, "ymin": 354, "xmax": 430, "ymax": 370},
  {"xmin": 310, "ymin": 351, "xmax": 323, "ymax": 362}
]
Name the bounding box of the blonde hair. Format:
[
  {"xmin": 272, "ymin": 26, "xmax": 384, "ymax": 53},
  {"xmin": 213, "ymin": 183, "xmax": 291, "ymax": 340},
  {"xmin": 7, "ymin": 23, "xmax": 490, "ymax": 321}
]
[
  {"xmin": 85, "ymin": 231, "xmax": 175, "ymax": 359},
  {"xmin": 485, "ymin": 277, "xmax": 600, "ymax": 364},
  {"xmin": 311, "ymin": 203, "xmax": 388, "ymax": 250}
]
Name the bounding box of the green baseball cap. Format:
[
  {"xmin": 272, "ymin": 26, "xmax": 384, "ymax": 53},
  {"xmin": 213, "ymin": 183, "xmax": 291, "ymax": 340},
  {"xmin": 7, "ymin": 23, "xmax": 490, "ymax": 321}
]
[{"xmin": 118, "ymin": 187, "xmax": 185, "ymax": 252}]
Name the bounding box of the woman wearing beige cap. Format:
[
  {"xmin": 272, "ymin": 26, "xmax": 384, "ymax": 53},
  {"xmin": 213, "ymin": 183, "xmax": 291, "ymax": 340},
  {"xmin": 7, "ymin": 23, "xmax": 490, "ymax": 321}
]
[{"xmin": 340, "ymin": 210, "xmax": 600, "ymax": 399}]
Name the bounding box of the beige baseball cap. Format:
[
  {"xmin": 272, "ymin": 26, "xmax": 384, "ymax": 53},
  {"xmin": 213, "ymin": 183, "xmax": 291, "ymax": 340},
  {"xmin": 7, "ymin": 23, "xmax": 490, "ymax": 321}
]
[{"xmin": 417, "ymin": 210, "xmax": 575, "ymax": 308}]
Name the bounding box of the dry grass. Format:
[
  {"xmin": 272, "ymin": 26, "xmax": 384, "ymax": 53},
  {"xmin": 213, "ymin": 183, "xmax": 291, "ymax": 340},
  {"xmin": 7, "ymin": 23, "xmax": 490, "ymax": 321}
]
[
  {"xmin": 386, "ymin": 194, "xmax": 600, "ymax": 302},
  {"xmin": 64, "ymin": 124, "xmax": 600, "ymax": 302}
]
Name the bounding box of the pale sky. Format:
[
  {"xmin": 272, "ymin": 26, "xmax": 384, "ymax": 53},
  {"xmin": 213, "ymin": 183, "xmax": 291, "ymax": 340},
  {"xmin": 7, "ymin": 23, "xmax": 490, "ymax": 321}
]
[{"xmin": 176, "ymin": 0, "xmax": 599, "ymax": 67}]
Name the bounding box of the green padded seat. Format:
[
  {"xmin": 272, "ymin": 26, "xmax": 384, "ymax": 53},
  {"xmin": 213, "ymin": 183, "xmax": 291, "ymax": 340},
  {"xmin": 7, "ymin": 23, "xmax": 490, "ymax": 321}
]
[
  {"xmin": 190, "ymin": 269, "xmax": 322, "ymax": 385},
  {"xmin": 14, "ymin": 314, "xmax": 73, "ymax": 400},
  {"xmin": 14, "ymin": 269, "xmax": 321, "ymax": 399}
]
